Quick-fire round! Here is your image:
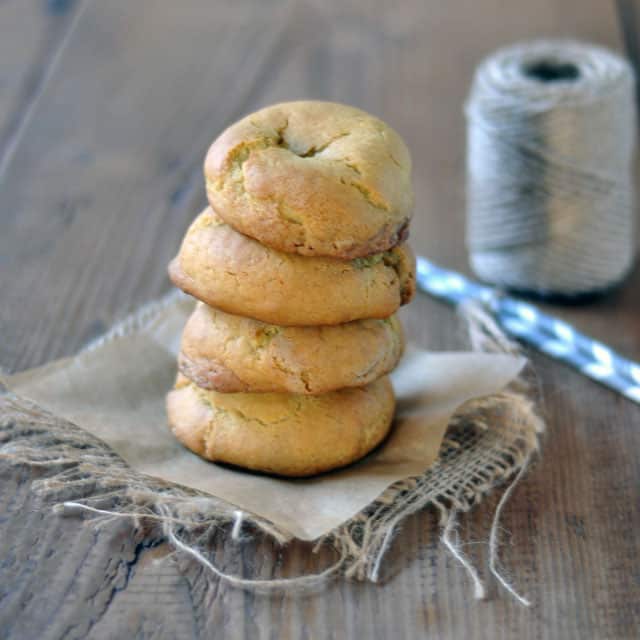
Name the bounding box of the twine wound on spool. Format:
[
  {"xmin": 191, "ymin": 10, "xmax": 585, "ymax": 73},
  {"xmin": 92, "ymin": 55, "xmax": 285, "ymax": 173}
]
[{"xmin": 466, "ymin": 40, "xmax": 637, "ymax": 296}]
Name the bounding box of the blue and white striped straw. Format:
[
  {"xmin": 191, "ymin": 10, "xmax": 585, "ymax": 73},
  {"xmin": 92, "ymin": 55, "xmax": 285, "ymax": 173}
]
[{"xmin": 416, "ymin": 257, "xmax": 640, "ymax": 404}]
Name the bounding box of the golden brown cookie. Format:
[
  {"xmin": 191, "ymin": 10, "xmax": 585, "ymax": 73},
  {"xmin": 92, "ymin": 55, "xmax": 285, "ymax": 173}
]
[
  {"xmin": 168, "ymin": 208, "xmax": 415, "ymax": 326},
  {"xmin": 178, "ymin": 302, "xmax": 404, "ymax": 394},
  {"xmin": 204, "ymin": 101, "xmax": 413, "ymax": 258},
  {"xmin": 166, "ymin": 374, "xmax": 395, "ymax": 477}
]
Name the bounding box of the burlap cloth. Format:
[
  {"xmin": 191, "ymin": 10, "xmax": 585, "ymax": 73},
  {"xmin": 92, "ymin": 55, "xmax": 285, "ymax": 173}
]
[{"xmin": 0, "ymin": 293, "xmax": 543, "ymax": 602}]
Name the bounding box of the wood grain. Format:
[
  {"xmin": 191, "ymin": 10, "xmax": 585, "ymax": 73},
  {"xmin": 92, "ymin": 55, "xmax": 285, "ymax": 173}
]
[
  {"xmin": 1, "ymin": 1, "xmax": 639, "ymax": 638},
  {"xmin": 0, "ymin": 0, "xmax": 82, "ymax": 166}
]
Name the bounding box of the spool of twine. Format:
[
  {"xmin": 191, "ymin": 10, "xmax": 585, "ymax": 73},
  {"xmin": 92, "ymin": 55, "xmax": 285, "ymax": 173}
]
[{"xmin": 466, "ymin": 40, "xmax": 637, "ymax": 297}]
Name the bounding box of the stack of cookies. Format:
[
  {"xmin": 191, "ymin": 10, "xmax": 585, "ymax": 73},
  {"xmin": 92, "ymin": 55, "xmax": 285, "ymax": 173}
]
[{"xmin": 166, "ymin": 101, "xmax": 415, "ymax": 477}]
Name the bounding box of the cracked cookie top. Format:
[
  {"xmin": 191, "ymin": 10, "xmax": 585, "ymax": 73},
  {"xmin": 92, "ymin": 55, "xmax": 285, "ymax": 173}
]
[
  {"xmin": 167, "ymin": 373, "xmax": 395, "ymax": 476},
  {"xmin": 178, "ymin": 302, "xmax": 404, "ymax": 394},
  {"xmin": 204, "ymin": 101, "xmax": 413, "ymax": 259},
  {"xmin": 168, "ymin": 208, "xmax": 415, "ymax": 326}
]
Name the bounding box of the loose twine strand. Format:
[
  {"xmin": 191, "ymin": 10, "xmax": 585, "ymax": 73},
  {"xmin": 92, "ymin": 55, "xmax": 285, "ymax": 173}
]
[
  {"xmin": 65, "ymin": 491, "xmax": 533, "ymax": 603},
  {"xmin": 441, "ymin": 452, "xmax": 534, "ymax": 606},
  {"xmin": 440, "ymin": 300, "xmax": 535, "ymax": 605},
  {"xmin": 466, "ymin": 40, "xmax": 636, "ymax": 296}
]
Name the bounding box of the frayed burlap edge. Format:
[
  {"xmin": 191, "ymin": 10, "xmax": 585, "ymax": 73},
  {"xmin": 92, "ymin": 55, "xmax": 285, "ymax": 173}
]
[{"xmin": 0, "ymin": 292, "xmax": 544, "ymax": 602}]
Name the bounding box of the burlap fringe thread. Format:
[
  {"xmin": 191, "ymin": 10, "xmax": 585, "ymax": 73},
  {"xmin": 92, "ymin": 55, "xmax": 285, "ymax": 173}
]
[{"xmin": 0, "ymin": 293, "xmax": 544, "ymax": 604}]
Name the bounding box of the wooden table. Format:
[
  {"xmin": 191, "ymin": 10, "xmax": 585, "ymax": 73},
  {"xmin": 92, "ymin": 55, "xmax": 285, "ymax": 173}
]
[{"xmin": 1, "ymin": 1, "xmax": 639, "ymax": 638}]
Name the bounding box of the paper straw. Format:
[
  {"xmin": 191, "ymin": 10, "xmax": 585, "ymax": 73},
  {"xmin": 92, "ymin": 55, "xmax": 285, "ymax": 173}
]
[{"xmin": 416, "ymin": 257, "xmax": 640, "ymax": 404}]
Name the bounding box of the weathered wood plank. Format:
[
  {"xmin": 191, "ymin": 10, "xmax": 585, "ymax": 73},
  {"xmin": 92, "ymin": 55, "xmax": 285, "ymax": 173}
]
[
  {"xmin": 1, "ymin": 1, "xmax": 639, "ymax": 639},
  {"xmin": 0, "ymin": 0, "xmax": 83, "ymax": 164}
]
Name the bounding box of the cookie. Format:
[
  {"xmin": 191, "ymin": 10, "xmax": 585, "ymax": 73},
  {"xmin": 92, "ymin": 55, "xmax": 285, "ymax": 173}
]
[
  {"xmin": 204, "ymin": 101, "xmax": 413, "ymax": 258},
  {"xmin": 179, "ymin": 302, "xmax": 404, "ymax": 394},
  {"xmin": 166, "ymin": 374, "xmax": 395, "ymax": 477},
  {"xmin": 168, "ymin": 208, "xmax": 415, "ymax": 326}
]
